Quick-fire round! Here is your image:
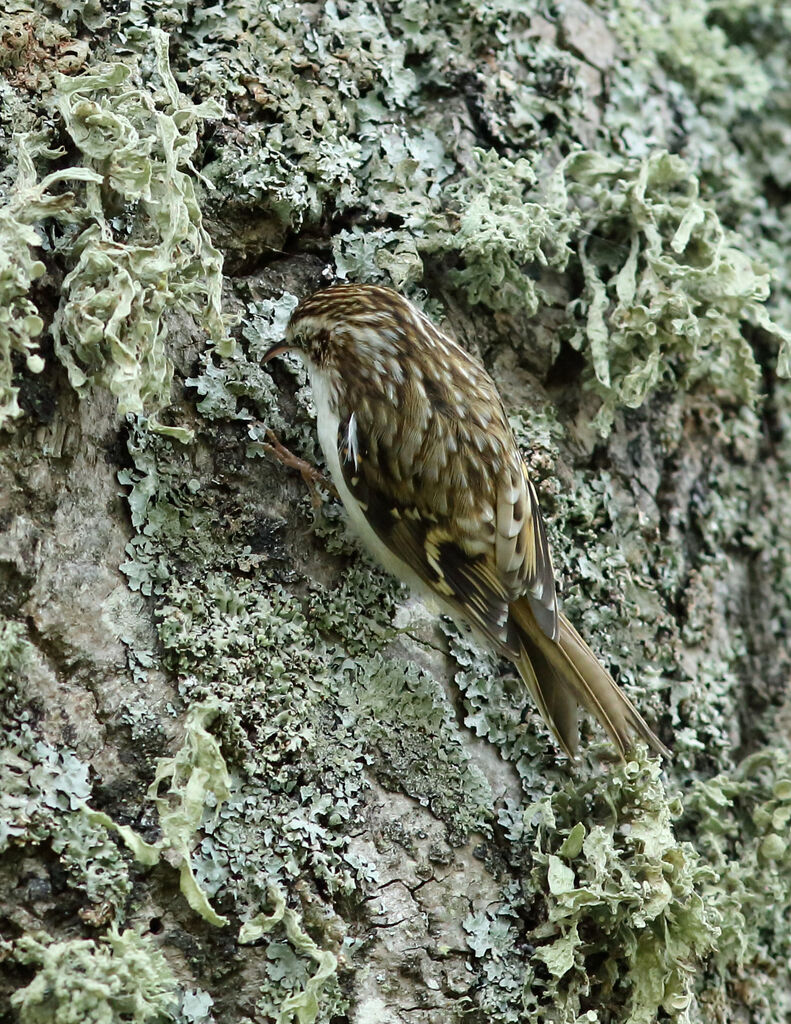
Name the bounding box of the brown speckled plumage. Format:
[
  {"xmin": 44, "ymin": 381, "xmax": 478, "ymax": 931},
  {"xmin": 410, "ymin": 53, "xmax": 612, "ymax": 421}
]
[{"xmin": 267, "ymin": 284, "xmax": 668, "ymax": 761}]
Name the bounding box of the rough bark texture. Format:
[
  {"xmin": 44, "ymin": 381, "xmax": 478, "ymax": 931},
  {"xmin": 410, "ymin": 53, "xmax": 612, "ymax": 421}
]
[{"xmin": 2, "ymin": 2, "xmax": 791, "ymax": 1022}]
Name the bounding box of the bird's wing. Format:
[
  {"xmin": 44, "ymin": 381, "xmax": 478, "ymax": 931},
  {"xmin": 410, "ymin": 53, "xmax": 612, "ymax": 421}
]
[
  {"xmin": 494, "ymin": 457, "xmax": 558, "ymax": 640},
  {"xmin": 336, "ymin": 402, "xmax": 558, "ymax": 651}
]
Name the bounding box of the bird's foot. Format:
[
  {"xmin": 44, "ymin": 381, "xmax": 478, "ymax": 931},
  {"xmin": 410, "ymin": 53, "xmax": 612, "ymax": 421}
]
[{"xmin": 259, "ymin": 428, "xmax": 336, "ymax": 507}]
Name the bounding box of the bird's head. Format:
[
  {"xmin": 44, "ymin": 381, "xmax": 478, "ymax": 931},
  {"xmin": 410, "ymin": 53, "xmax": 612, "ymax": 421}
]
[{"xmin": 261, "ymin": 283, "xmax": 426, "ymax": 379}]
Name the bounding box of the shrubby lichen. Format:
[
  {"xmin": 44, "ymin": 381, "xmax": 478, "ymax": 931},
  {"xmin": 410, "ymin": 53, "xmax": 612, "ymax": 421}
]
[
  {"xmin": 0, "ymin": 136, "xmax": 101, "ymax": 427},
  {"xmin": 511, "ymin": 756, "xmax": 714, "ymax": 1023},
  {"xmin": 681, "ymin": 749, "xmax": 791, "ymax": 1021},
  {"xmin": 51, "ymin": 34, "xmax": 230, "ymax": 421},
  {"xmin": 597, "ymin": 0, "xmax": 791, "ymax": 379}
]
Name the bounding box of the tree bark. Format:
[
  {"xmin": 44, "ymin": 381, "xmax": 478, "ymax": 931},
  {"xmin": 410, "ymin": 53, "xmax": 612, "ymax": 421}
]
[{"xmin": 2, "ymin": 2, "xmax": 791, "ymax": 1023}]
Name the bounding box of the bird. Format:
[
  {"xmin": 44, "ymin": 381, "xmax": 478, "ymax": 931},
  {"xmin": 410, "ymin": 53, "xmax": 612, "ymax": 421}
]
[{"xmin": 262, "ymin": 283, "xmax": 669, "ymax": 761}]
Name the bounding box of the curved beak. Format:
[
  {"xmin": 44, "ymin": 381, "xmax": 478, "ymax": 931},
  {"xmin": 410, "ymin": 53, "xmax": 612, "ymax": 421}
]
[{"xmin": 262, "ymin": 341, "xmax": 291, "ymax": 364}]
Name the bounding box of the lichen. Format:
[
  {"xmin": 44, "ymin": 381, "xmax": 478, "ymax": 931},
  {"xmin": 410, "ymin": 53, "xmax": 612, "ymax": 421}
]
[
  {"xmin": 3, "ymin": 0, "xmax": 791, "ymax": 1020},
  {"xmin": 0, "ymin": 618, "xmax": 131, "ymax": 918},
  {"xmin": 511, "ymin": 756, "xmax": 714, "ymax": 1023},
  {"xmin": 563, "ymin": 149, "xmax": 781, "ymax": 434},
  {"xmin": 239, "ymin": 885, "xmax": 338, "ymax": 1024},
  {"xmin": 0, "ymin": 25, "xmax": 229, "ymax": 431},
  {"xmin": 682, "ymin": 749, "xmax": 791, "ymax": 1021},
  {"xmin": 81, "ymin": 701, "xmax": 235, "ymax": 927},
  {"xmin": 419, "ymin": 150, "xmax": 577, "ymax": 314},
  {"xmin": 0, "ymin": 616, "xmax": 33, "ymax": 694},
  {"xmin": 109, "ymin": 410, "xmax": 500, "ymax": 1017},
  {"xmin": 596, "ymin": 0, "xmax": 791, "ymax": 382},
  {"xmin": 0, "ymin": 136, "xmax": 100, "ymax": 428},
  {"xmin": 10, "ymin": 926, "xmax": 179, "ymax": 1024},
  {"xmin": 147, "ymin": 701, "xmax": 232, "ymax": 926},
  {"xmin": 50, "ymin": 31, "xmax": 230, "ymax": 423}
]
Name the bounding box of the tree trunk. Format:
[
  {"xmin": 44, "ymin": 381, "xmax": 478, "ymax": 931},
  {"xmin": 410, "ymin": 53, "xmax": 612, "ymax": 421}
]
[{"xmin": 2, "ymin": 2, "xmax": 790, "ymax": 1022}]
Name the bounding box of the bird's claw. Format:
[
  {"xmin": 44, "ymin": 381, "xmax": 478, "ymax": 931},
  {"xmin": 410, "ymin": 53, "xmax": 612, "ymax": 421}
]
[{"xmin": 260, "ymin": 428, "xmax": 337, "ymax": 507}]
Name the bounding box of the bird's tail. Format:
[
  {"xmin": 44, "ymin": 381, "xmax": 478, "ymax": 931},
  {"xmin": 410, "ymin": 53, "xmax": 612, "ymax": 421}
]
[{"xmin": 510, "ymin": 599, "xmax": 670, "ymax": 761}]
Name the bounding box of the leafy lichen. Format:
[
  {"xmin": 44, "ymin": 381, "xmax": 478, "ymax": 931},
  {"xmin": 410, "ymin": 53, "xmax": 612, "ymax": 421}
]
[
  {"xmin": 0, "ymin": 26, "xmax": 229, "ymax": 431},
  {"xmin": 564, "ymin": 149, "xmax": 780, "ymax": 434},
  {"xmin": 239, "ymin": 885, "xmax": 338, "ymax": 1024},
  {"xmin": 147, "ymin": 701, "xmax": 232, "ymax": 927},
  {"xmin": 0, "ymin": 618, "xmax": 134, "ymax": 918},
  {"xmin": 11, "ymin": 927, "xmax": 179, "ymax": 1024}
]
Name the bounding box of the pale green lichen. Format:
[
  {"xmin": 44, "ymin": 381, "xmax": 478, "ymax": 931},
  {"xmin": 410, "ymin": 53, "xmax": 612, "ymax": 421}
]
[
  {"xmin": 564, "ymin": 149, "xmax": 783, "ymax": 434},
  {"xmin": 111, "ymin": 417, "xmax": 497, "ymax": 1018},
  {"xmin": 0, "ymin": 137, "xmax": 100, "ymax": 428},
  {"xmin": 0, "ymin": 616, "xmax": 33, "ymax": 693},
  {"xmin": 0, "ymin": 741, "xmax": 92, "ymax": 851},
  {"xmin": 83, "ymin": 702, "xmax": 233, "ymax": 927},
  {"xmin": 0, "ymin": 26, "xmax": 230, "ymax": 431},
  {"xmin": 177, "ymin": 989, "xmax": 216, "ymax": 1024},
  {"xmin": 419, "ymin": 150, "xmax": 577, "ymax": 314},
  {"xmin": 118, "ymin": 420, "xmax": 220, "ymax": 597},
  {"xmin": 456, "ymin": 756, "xmax": 717, "ymax": 1023},
  {"xmin": 50, "ymin": 812, "xmax": 134, "ymax": 914},
  {"xmin": 597, "ymin": 0, "xmax": 791, "ymax": 382},
  {"xmin": 0, "ymin": 616, "xmax": 229, "ymax": 928},
  {"xmin": 11, "ymin": 926, "xmax": 179, "ymax": 1024},
  {"xmin": 239, "ymin": 885, "xmax": 338, "ymax": 1024},
  {"xmin": 599, "ymin": 0, "xmax": 771, "ymax": 108},
  {"xmin": 186, "ymin": 294, "xmax": 297, "ymax": 425},
  {"xmin": 187, "ymin": 0, "xmax": 584, "ymax": 310},
  {"xmin": 0, "ymin": 620, "xmax": 133, "ymax": 918},
  {"xmin": 51, "ymin": 31, "xmax": 230, "ymax": 421},
  {"xmin": 4, "ymin": 0, "xmax": 791, "ymax": 1021},
  {"xmin": 147, "ymin": 701, "xmax": 232, "ymax": 926},
  {"xmin": 682, "ymin": 749, "xmax": 791, "ymax": 1021},
  {"xmin": 513, "ymin": 757, "xmax": 714, "ymax": 1023}
]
